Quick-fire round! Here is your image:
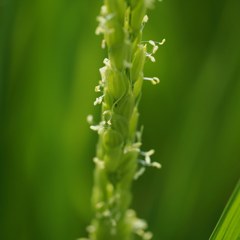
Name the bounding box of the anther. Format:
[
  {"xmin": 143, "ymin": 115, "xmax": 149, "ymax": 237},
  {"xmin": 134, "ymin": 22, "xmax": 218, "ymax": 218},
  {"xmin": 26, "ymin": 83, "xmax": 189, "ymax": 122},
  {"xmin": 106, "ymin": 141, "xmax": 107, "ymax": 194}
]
[
  {"xmin": 93, "ymin": 157, "xmax": 105, "ymax": 169},
  {"xmin": 86, "ymin": 115, "xmax": 94, "ymax": 124},
  {"xmin": 95, "ymin": 85, "xmax": 101, "ymax": 92},
  {"xmin": 146, "ymin": 54, "xmax": 156, "ymax": 62},
  {"xmin": 143, "ymin": 15, "xmax": 149, "ymax": 23},
  {"xmin": 94, "ymin": 95, "xmax": 104, "ymax": 105},
  {"xmin": 144, "ymin": 77, "xmax": 160, "ymax": 85}
]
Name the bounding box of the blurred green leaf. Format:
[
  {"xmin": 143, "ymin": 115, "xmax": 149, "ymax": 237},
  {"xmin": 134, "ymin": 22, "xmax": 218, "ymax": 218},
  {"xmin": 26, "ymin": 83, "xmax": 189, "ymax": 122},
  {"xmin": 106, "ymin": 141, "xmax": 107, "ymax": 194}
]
[{"xmin": 210, "ymin": 180, "xmax": 240, "ymax": 240}]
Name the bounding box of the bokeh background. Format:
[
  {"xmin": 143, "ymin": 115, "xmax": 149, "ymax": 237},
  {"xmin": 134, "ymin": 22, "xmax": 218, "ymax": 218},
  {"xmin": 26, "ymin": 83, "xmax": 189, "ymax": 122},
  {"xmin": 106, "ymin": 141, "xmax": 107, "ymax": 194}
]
[{"xmin": 1, "ymin": 0, "xmax": 240, "ymax": 239}]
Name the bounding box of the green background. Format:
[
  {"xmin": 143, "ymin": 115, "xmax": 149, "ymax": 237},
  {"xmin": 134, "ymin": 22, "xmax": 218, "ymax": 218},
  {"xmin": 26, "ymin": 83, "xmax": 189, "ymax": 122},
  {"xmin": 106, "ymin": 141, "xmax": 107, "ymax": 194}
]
[{"xmin": 1, "ymin": 0, "xmax": 240, "ymax": 239}]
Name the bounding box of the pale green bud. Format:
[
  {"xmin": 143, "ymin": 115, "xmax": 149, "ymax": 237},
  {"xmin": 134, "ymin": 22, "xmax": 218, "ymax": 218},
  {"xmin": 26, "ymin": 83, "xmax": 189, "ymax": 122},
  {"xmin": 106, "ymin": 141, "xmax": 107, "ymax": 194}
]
[
  {"xmin": 131, "ymin": 45, "xmax": 146, "ymax": 83},
  {"xmin": 105, "ymin": 0, "xmax": 126, "ymax": 23},
  {"xmin": 119, "ymin": 152, "xmax": 138, "ymax": 187},
  {"xmin": 103, "ymin": 129, "xmax": 123, "ymax": 150},
  {"xmin": 107, "ymin": 69, "xmax": 127, "ymax": 100},
  {"xmin": 114, "ymin": 94, "xmax": 134, "ymax": 120},
  {"xmin": 96, "ymin": 140, "xmax": 104, "ymax": 160},
  {"xmin": 132, "ymin": 32, "xmax": 143, "ymax": 54},
  {"xmin": 104, "ymin": 149, "xmax": 122, "ymax": 172},
  {"xmin": 92, "ymin": 168, "xmax": 108, "ymax": 204},
  {"xmin": 133, "ymin": 75, "xmax": 143, "ymax": 98},
  {"xmin": 131, "ymin": 0, "xmax": 146, "ymax": 33},
  {"xmin": 111, "ymin": 113, "xmax": 129, "ymax": 139},
  {"xmin": 102, "ymin": 129, "xmax": 123, "ymax": 172},
  {"xmin": 117, "ymin": 189, "xmax": 132, "ymax": 214},
  {"xmin": 102, "ymin": 8, "xmax": 125, "ymax": 70},
  {"xmin": 109, "ymin": 44, "xmax": 126, "ymax": 70},
  {"xmin": 103, "ymin": 89, "xmax": 114, "ymax": 110},
  {"xmin": 129, "ymin": 107, "xmax": 139, "ymax": 141},
  {"xmin": 105, "ymin": 21, "xmax": 124, "ymax": 47}
]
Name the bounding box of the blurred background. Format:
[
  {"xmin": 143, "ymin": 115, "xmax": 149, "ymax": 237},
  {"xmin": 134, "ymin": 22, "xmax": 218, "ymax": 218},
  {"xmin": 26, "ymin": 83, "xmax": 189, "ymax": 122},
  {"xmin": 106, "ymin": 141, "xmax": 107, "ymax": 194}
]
[{"xmin": 1, "ymin": 0, "xmax": 240, "ymax": 239}]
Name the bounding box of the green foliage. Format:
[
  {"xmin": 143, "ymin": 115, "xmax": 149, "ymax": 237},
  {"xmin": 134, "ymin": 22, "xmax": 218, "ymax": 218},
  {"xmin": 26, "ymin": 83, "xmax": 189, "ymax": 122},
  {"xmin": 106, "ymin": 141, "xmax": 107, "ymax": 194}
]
[{"xmin": 210, "ymin": 180, "xmax": 240, "ymax": 240}]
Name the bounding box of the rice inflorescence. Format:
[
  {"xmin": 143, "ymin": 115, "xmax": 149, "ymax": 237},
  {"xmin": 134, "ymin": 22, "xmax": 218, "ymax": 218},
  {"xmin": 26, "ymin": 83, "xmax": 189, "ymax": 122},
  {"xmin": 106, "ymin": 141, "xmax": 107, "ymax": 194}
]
[{"xmin": 84, "ymin": 1, "xmax": 163, "ymax": 239}]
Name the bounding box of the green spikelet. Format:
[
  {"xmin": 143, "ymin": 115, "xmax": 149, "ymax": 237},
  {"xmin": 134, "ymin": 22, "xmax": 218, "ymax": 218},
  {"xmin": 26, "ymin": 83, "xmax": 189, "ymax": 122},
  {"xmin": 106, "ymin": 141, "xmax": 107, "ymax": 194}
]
[{"xmin": 84, "ymin": 1, "xmax": 162, "ymax": 239}]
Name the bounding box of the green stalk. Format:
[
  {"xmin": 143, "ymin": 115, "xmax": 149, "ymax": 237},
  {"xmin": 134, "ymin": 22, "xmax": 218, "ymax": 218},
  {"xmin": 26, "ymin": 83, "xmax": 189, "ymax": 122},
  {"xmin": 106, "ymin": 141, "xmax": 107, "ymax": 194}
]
[{"xmin": 84, "ymin": 1, "xmax": 162, "ymax": 239}]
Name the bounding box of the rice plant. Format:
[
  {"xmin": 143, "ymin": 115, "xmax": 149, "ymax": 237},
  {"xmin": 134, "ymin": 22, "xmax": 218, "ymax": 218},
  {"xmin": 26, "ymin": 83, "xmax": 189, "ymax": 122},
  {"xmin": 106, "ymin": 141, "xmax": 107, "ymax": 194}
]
[
  {"xmin": 1, "ymin": 0, "xmax": 240, "ymax": 240},
  {"xmin": 82, "ymin": 0, "xmax": 163, "ymax": 239}
]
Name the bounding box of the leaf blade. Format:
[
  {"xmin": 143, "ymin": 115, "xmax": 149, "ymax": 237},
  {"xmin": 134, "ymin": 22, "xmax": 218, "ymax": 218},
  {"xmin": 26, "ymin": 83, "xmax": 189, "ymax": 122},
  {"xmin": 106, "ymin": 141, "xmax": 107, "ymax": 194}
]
[{"xmin": 210, "ymin": 180, "xmax": 240, "ymax": 240}]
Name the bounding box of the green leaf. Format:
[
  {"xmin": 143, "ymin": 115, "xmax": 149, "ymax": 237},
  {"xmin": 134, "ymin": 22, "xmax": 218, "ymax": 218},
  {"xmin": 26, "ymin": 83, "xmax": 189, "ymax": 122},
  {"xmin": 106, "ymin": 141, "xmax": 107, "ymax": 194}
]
[{"xmin": 210, "ymin": 180, "xmax": 240, "ymax": 240}]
